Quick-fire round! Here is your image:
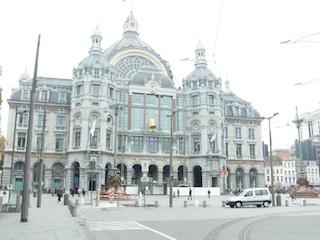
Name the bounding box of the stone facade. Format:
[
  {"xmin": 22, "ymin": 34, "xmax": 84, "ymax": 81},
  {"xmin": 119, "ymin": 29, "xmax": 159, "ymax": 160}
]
[{"xmin": 2, "ymin": 12, "xmax": 264, "ymax": 193}]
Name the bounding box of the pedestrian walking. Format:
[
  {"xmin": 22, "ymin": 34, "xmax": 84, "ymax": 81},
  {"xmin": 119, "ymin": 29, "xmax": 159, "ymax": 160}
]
[
  {"xmin": 177, "ymin": 188, "xmax": 180, "ymax": 198},
  {"xmin": 188, "ymin": 188, "xmax": 192, "ymax": 200},
  {"xmin": 208, "ymin": 189, "xmax": 211, "ymax": 198},
  {"xmin": 82, "ymin": 188, "xmax": 86, "ymax": 197},
  {"xmin": 57, "ymin": 190, "xmax": 63, "ymax": 203}
]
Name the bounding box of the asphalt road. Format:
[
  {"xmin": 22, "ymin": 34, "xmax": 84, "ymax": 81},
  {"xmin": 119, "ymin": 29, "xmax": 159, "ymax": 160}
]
[{"xmin": 77, "ymin": 195, "xmax": 320, "ymax": 240}]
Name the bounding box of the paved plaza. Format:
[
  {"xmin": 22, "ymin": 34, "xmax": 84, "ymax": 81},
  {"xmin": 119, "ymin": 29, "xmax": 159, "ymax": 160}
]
[{"xmin": 1, "ymin": 193, "xmax": 320, "ymax": 240}]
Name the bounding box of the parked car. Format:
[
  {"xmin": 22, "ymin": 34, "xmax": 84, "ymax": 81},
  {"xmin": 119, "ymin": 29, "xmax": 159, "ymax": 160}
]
[{"xmin": 225, "ymin": 188, "xmax": 272, "ymax": 208}]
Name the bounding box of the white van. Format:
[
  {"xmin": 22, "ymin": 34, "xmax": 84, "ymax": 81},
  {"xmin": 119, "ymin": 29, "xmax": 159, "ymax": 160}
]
[{"xmin": 225, "ymin": 188, "xmax": 272, "ymax": 208}]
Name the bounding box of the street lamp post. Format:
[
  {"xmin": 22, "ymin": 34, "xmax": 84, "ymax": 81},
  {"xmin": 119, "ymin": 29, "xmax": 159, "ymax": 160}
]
[
  {"xmin": 167, "ymin": 111, "xmax": 176, "ymax": 208},
  {"xmin": 293, "ymin": 106, "xmax": 306, "ymax": 179},
  {"xmin": 21, "ymin": 34, "xmax": 41, "ymax": 222},
  {"xmin": 37, "ymin": 86, "xmax": 48, "ymax": 208},
  {"xmin": 109, "ymin": 104, "xmax": 123, "ymax": 176},
  {"xmin": 266, "ymin": 112, "xmax": 279, "ymax": 207}
]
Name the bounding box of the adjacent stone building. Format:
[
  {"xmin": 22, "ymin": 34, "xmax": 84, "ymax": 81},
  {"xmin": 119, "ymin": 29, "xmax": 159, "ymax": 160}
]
[{"xmin": 2, "ymin": 12, "xmax": 264, "ymax": 193}]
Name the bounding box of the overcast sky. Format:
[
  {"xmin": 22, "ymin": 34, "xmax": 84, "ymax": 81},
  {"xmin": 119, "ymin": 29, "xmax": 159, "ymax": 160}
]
[{"xmin": 1, "ymin": 0, "xmax": 320, "ymax": 149}]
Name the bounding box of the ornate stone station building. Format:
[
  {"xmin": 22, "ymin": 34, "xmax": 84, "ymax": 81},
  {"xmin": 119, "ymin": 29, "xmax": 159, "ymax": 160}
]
[{"xmin": 2, "ymin": 12, "xmax": 264, "ymax": 194}]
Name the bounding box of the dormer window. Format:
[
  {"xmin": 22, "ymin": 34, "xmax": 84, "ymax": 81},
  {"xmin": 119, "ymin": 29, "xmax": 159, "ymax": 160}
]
[
  {"xmin": 21, "ymin": 89, "xmax": 30, "ymax": 100},
  {"xmin": 192, "ymin": 81, "xmax": 197, "ymax": 89},
  {"xmin": 94, "ymin": 68, "xmax": 100, "ymax": 78},
  {"xmin": 78, "ymin": 69, "xmax": 83, "ymax": 78},
  {"xmin": 235, "ymin": 107, "xmax": 240, "ymax": 116}
]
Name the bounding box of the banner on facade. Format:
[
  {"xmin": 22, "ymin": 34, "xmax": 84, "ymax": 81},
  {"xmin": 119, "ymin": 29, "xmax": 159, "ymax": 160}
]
[{"xmin": 0, "ymin": 190, "xmax": 9, "ymax": 204}]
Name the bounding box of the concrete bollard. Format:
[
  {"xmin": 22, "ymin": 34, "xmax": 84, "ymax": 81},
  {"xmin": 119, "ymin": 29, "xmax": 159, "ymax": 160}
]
[
  {"xmin": 95, "ymin": 194, "xmax": 100, "ymax": 207},
  {"xmin": 135, "ymin": 200, "xmax": 139, "ymax": 207},
  {"xmin": 203, "ymin": 201, "xmax": 207, "ymax": 208},
  {"xmin": 303, "ymin": 199, "xmax": 307, "ymax": 206},
  {"xmin": 0, "ymin": 196, "xmax": 2, "ymax": 213},
  {"xmin": 117, "ymin": 201, "xmax": 120, "ymax": 207},
  {"xmin": 64, "ymin": 194, "xmax": 69, "ymax": 206},
  {"xmin": 184, "ymin": 200, "xmax": 187, "ymax": 208},
  {"xmin": 70, "ymin": 204, "xmax": 79, "ymax": 217},
  {"xmin": 222, "ymin": 201, "xmax": 225, "ymax": 207},
  {"xmin": 155, "ymin": 201, "xmax": 159, "ymax": 208},
  {"xmin": 285, "ymin": 199, "xmax": 289, "ymax": 207},
  {"xmin": 16, "ymin": 194, "xmax": 21, "ymax": 212},
  {"xmin": 75, "ymin": 199, "xmax": 80, "ymax": 206}
]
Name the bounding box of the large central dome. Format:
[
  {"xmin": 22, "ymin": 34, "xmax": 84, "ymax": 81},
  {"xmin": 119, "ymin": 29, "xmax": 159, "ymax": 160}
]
[{"xmin": 103, "ymin": 12, "xmax": 173, "ymax": 81}]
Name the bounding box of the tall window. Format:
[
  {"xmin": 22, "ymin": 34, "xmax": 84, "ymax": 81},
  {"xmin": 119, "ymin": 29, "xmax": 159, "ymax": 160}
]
[
  {"xmin": 147, "ymin": 137, "xmax": 158, "ymax": 153},
  {"xmin": 92, "ymin": 84, "xmax": 100, "ymax": 96},
  {"xmin": 248, "ymin": 128, "xmax": 255, "ymax": 140},
  {"xmin": 17, "ymin": 132, "xmax": 26, "ymax": 149},
  {"xmin": 250, "ymin": 144, "xmax": 255, "ymax": 159},
  {"xmin": 208, "ymin": 95, "xmax": 214, "ymax": 105},
  {"xmin": 118, "ymin": 135, "xmax": 126, "ymax": 152},
  {"xmin": 75, "ymin": 84, "xmax": 83, "ymax": 96},
  {"xmin": 132, "ymin": 136, "xmax": 143, "ymax": 152},
  {"xmin": 160, "ymin": 110, "xmax": 171, "ymax": 131},
  {"xmin": 236, "ymin": 144, "xmax": 242, "ymax": 159},
  {"xmin": 178, "ymin": 137, "xmax": 185, "ymax": 154},
  {"xmin": 117, "ymin": 92, "xmax": 128, "ymax": 104},
  {"xmin": 55, "ymin": 134, "xmax": 64, "ymax": 152},
  {"xmin": 90, "ymin": 130, "xmax": 99, "ymax": 149},
  {"xmin": 162, "ymin": 137, "xmax": 171, "ymax": 153},
  {"xmin": 132, "ymin": 108, "xmax": 144, "ymax": 130},
  {"xmin": 18, "ymin": 112, "xmax": 28, "ymax": 127},
  {"xmin": 37, "ymin": 114, "xmax": 44, "ymax": 128},
  {"xmin": 160, "ymin": 96, "xmax": 172, "ymax": 107},
  {"xmin": 191, "ymin": 95, "xmax": 199, "ymax": 107},
  {"xmin": 235, "ymin": 127, "xmax": 242, "ymax": 139},
  {"xmin": 118, "ymin": 107, "xmax": 128, "ymax": 129},
  {"xmin": 58, "ymin": 92, "xmax": 67, "ymax": 103},
  {"xmin": 109, "ymin": 87, "xmax": 114, "ymax": 99},
  {"xmin": 132, "ymin": 93, "xmax": 144, "ymax": 105},
  {"xmin": 146, "ymin": 95, "xmax": 158, "ymax": 106},
  {"xmin": 225, "ymin": 143, "xmax": 229, "ymax": 158},
  {"xmin": 192, "ymin": 136, "xmax": 201, "ymax": 154},
  {"xmin": 39, "ymin": 90, "xmax": 48, "ymax": 102},
  {"xmin": 225, "ymin": 126, "xmax": 228, "ymax": 138},
  {"xmin": 106, "ymin": 131, "xmax": 111, "ymax": 150},
  {"xmin": 36, "ymin": 133, "xmax": 42, "ymax": 151},
  {"xmin": 208, "ymin": 135, "xmax": 216, "ymax": 152},
  {"xmin": 74, "ymin": 131, "xmax": 81, "ymax": 148},
  {"xmin": 56, "ymin": 115, "xmax": 66, "ymax": 129}
]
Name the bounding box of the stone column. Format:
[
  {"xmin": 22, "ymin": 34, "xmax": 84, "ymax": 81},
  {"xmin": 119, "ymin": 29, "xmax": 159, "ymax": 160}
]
[
  {"xmin": 65, "ymin": 168, "xmax": 71, "ymax": 191},
  {"xmin": 230, "ymin": 174, "xmax": 236, "ymax": 191},
  {"xmin": 126, "ymin": 169, "xmax": 132, "ymax": 185},
  {"xmin": 80, "ymin": 168, "xmax": 86, "ymax": 191},
  {"xmin": 188, "ymin": 171, "xmax": 193, "ymax": 187},
  {"xmin": 157, "ymin": 170, "xmax": 162, "ymax": 183}
]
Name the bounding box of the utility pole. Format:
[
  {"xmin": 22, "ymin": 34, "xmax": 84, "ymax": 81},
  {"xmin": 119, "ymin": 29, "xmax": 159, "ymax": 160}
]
[
  {"xmin": 266, "ymin": 112, "xmax": 279, "ymax": 207},
  {"xmin": 110, "ymin": 104, "xmax": 122, "ymax": 176},
  {"xmin": 37, "ymin": 86, "xmax": 48, "ymax": 208},
  {"xmin": 293, "ymin": 106, "xmax": 305, "ymax": 179},
  {"xmin": 21, "ymin": 34, "xmax": 41, "ymax": 222}
]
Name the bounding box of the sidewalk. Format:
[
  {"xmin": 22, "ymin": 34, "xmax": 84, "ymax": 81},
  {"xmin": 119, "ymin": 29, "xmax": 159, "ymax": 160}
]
[{"xmin": 0, "ymin": 194, "xmax": 86, "ymax": 240}]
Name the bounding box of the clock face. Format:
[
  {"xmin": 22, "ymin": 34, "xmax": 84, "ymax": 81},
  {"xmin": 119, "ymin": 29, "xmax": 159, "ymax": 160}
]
[{"xmin": 148, "ymin": 81, "xmax": 158, "ymax": 93}]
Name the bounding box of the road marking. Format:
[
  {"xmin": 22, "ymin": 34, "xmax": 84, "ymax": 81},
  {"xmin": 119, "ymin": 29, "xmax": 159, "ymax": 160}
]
[
  {"xmin": 135, "ymin": 222, "xmax": 178, "ymax": 240},
  {"xmin": 85, "ymin": 220, "xmax": 178, "ymax": 239},
  {"xmin": 86, "ymin": 221, "xmax": 145, "ymax": 231}
]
